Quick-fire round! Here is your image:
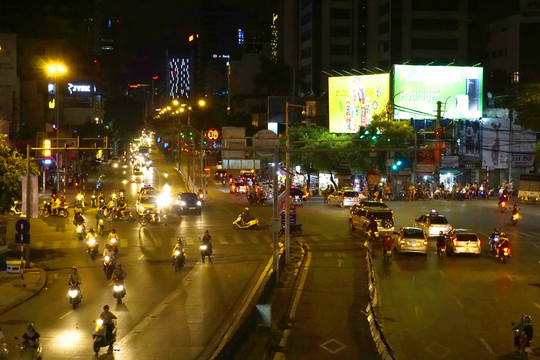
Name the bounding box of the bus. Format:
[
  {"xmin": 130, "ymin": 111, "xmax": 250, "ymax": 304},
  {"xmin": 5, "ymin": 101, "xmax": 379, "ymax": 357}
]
[{"xmin": 518, "ymin": 173, "xmax": 540, "ymax": 203}]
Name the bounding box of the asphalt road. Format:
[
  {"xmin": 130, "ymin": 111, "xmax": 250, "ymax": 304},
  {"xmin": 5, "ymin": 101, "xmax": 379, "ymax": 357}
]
[
  {"xmin": 369, "ymin": 199, "xmax": 540, "ymax": 360},
  {"xmin": 0, "ymin": 149, "xmax": 273, "ymax": 360}
]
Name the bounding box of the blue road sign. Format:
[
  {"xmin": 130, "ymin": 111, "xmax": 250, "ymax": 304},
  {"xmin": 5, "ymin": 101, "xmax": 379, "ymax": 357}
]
[
  {"xmin": 15, "ymin": 219, "xmax": 30, "ymax": 233},
  {"xmin": 15, "ymin": 233, "xmax": 30, "ymax": 244}
]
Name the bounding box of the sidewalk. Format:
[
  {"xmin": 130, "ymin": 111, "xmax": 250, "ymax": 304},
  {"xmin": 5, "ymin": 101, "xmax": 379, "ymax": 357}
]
[{"xmin": 0, "ymin": 262, "xmax": 47, "ymax": 315}]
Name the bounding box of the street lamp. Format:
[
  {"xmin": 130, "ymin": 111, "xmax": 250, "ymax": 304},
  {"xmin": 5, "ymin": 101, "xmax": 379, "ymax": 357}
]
[{"xmin": 46, "ymin": 62, "xmax": 67, "ymax": 190}]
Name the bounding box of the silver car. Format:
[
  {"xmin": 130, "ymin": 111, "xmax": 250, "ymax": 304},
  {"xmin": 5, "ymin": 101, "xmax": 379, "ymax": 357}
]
[
  {"xmin": 446, "ymin": 229, "xmax": 481, "ymax": 257},
  {"xmin": 328, "ymin": 190, "xmax": 361, "ymax": 207},
  {"xmin": 394, "ymin": 227, "xmax": 428, "ymax": 255}
]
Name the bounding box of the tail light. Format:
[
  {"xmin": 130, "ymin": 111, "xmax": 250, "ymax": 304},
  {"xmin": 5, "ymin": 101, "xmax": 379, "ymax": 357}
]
[
  {"xmin": 477, "ymin": 238, "xmax": 481, "ymax": 247},
  {"xmin": 400, "ymin": 239, "xmax": 406, "ymax": 244},
  {"xmin": 302, "ymin": 194, "xmax": 307, "ymax": 198},
  {"xmin": 423, "ymin": 240, "xmax": 428, "ymax": 246},
  {"xmin": 501, "ymin": 202, "xmax": 506, "ymax": 206},
  {"xmin": 453, "ymin": 238, "xmax": 457, "ymax": 247},
  {"xmin": 503, "ymin": 247, "xmax": 510, "ymax": 255}
]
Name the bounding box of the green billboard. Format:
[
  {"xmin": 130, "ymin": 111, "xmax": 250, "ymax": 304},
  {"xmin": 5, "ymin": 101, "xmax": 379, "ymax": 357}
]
[{"xmin": 393, "ymin": 65, "xmax": 483, "ymax": 120}]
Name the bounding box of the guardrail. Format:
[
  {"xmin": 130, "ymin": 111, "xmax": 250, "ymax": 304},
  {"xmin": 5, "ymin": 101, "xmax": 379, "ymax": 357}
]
[
  {"xmin": 365, "ymin": 243, "xmax": 396, "ymax": 360},
  {"xmin": 210, "ymin": 250, "xmax": 286, "ymax": 360}
]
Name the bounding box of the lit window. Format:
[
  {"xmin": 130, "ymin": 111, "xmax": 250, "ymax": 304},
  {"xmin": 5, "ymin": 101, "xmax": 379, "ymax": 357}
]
[{"xmin": 238, "ymin": 28, "xmax": 244, "ymax": 44}]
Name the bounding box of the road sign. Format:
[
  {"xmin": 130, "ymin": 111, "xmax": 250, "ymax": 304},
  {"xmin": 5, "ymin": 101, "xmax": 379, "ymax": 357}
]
[
  {"xmin": 281, "ymin": 213, "xmax": 296, "ymax": 226},
  {"xmin": 206, "ymin": 128, "xmax": 220, "ymax": 142},
  {"xmin": 15, "ymin": 233, "xmax": 30, "ymax": 244},
  {"xmin": 15, "ymin": 219, "xmax": 30, "ymax": 233},
  {"xmin": 203, "ymin": 165, "xmax": 211, "ymax": 174}
]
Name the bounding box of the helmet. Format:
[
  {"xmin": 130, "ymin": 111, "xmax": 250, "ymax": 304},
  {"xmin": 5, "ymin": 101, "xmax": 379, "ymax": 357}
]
[
  {"xmin": 177, "ymin": 238, "xmax": 182, "ymax": 244},
  {"xmin": 89, "ymin": 228, "xmax": 95, "ymax": 232},
  {"xmin": 105, "ymin": 244, "xmax": 111, "ymax": 249},
  {"xmin": 494, "ymin": 228, "xmax": 499, "ymax": 232},
  {"xmin": 27, "ymin": 323, "xmax": 35, "ymax": 330},
  {"xmin": 522, "ymin": 315, "xmax": 532, "ymax": 324},
  {"xmin": 245, "ymin": 207, "xmax": 249, "ymax": 211},
  {"xmin": 111, "ymin": 228, "xmax": 116, "ymax": 232},
  {"xmin": 500, "ymin": 232, "xmax": 507, "ymax": 237},
  {"xmin": 116, "ymin": 263, "xmax": 122, "ymax": 268},
  {"xmin": 205, "ymin": 230, "xmax": 209, "ymax": 234},
  {"xmin": 72, "ymin": 266, "xmax": 77, "ymax": 271},
  {"xmin": 103, "ymin": 305, "xmax": 109, "ymax": 311},
  {"xmin": 439, "ymin": 231, "xmax": 444, "ymax": 235}
]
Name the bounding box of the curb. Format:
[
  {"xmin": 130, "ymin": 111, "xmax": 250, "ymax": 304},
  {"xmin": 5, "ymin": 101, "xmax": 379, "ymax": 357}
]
[
  {"xmin": 365, "ymin": 244, "xmax": 396, "ymax": 360},
  {"xmin": 0, "ymin": 263, "xmax": 47, "ymax": 316}
]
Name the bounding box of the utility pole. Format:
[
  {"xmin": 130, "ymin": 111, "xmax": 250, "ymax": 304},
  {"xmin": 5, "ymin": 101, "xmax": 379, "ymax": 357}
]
[
  {"xmin": 435, "ymin": 101, "xmax": 442, "ymax": 185},
  {"xmin": 284, "ymin": 102, "xmax": 291, "ymax": 264},
  {"xmin": 272, "ymin": 147, "xmax": 280, "ymax": 283}
]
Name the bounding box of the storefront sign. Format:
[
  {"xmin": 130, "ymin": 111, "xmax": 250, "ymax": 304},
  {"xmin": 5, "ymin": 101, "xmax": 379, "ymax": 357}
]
[{"xmin": 67, "ymin": 83, "xmax": 95, "ymax": 95}]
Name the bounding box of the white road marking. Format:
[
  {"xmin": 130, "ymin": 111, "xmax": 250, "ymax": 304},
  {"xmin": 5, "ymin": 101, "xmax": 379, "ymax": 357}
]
[
  {"xmin": 337, "ymin": 259, "xmax": 344, "ymax": 267},
  {"xmin": 59, "ymin": 310, "xmax": 72, "ymax": 320},
  {"xmin": 233, "ymin": 235, "xmax": 243, "ymax": 244},
  {"xmin": 248, "ymin": 235, "xmax": 259, "ymax": 244},
  {"xmin": 185, "ymin": 237, "xmax": 195, "ymax": 246},
  {"xmin": 216, "ymin": 236, "xmax": 228, "ymax": 245},
  {"xmin": 456, "ymin": 298, "xmax": 464, "ymax": 309},
  {"xmin": 290, "ymin": 246, "xmax": 312, "ymax": 319},
  {"xmin": 414, "ymin": 306, "xmax": 418, "ymax": 316},
  {"xmin": 505, "ymin": 274, "xmax": 514, "ymax": 282},
  {"xmin": 439, "ymin": 270, "xmax": 445, "ymax": 278},
  {"xmin": 138, "ymin": 254, "xmax": 144, "ymax": 260},
  {"xmin": 479, "ymin": 338, "xmax": 495, "ymax": 355},
  {"xmin": 535, "ymin": 303, "xmax": 540, "ymax": 311}
]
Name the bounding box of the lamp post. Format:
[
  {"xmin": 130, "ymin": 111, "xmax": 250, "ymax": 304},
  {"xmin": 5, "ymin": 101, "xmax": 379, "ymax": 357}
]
[{"xmin": 46, "ymin": 63, "xmax": 67, "ymax": 190}]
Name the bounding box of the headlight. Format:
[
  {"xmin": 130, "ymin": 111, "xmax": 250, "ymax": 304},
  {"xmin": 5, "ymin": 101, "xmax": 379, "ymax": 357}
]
[
  {"xmin": 113, "ymin": 163, "xmax": 118, "ymax": 168},
  {"xmin": 113, "ymin": 284, "xmax": 124, "ymax": 292},
  {"xmin": 68, "ymin": 289, "xmax": 79, "ymax": 298},
  {"xmin": 99, "ymin": 219, "xmax": 104, "ymax": 224},
  {"xmin": 96, "ymin": 319, "xmax": 104, "ymax": 327},
  {"xmin": 180, "ymin": 201, "xmax": 186, "ymax": 206},
  {"xmin": 110, "ymin": 238, "xmax": 117, "ymax": 244},
  {"xmin": 76, "ymin": 195, "xmax": 83, "ymax": 200},
  {"xmin": 175, "ymin": 199, "xmax": 180, "ymax": 205},
  {"xmin": 88, "ymin": 238, "xmax": 96, "ymax": 246},
  {"xmin": 77, "ymin": 226, "xmax": 83, "ymax": 232},
  {"xmin": 174, "ymin": 250, "xmax": 180, "ymax": 256},
  {"xmin": 196, "ymin": 201, "xmax": 202, "ymax": 206},
  {"xmin": 200, "ymin": 245, "xmax": 207, "ymax": 250},
  {"xmin": 104, "ymin": 256, "xmax": 110, "ymax": 262},
  {"xmin": 132, "ymin": 175, "xmax": 135, "ymax": 180}
]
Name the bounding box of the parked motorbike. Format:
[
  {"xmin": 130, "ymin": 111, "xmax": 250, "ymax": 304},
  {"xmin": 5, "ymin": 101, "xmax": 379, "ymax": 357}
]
[
  {"xmin": 232, "ymin": 215, "xmax": 259, "ymax": 230},
  {"xmin": 68, "ymin": 284, "xmax": 82, "ymax": 309},
  {"xmin": 87, "ymin": 236, "xmax": 99, "ymax": 260},
  {"xmin": 75, "ymin": 224, "xmax": 86, "ymax": 241},
  {"xmin": 103, "ymin": 256, "xmax": 115, "ymax": 280},
  {"xmin": 278, "ymin": 224, "xmax": 303, "ymax": 237},
  {"xmin": 113, "ymin": 279, "xmax": 126, "ymax": 304},
  {"xmin": 93, "ymin": 318, "xmax": 117, "ymax": 355},
  {"xmin": 8, "ymin": 200, "xmax": 22, "ymax": 215},
  {"xmin": 173, "ymin": 250, "xmax": 186, "ymax": 272}
]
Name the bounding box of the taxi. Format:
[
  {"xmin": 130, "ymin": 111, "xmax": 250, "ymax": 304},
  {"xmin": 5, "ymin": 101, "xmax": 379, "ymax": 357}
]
[
  {"xmin": 414, "ymin": 210, "xmax": 452, "ymax": 238},
  {"xmin": 136, "ymin": 194, "xmax": 157, "ymax": 215}
]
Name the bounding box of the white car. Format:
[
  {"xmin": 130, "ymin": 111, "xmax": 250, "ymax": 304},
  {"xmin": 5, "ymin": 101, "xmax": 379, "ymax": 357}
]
[
  {"xmin": 327, "ymin": 190, "xmax": 362, "ymax": 207},
  {"xmin": 132, "ymin": 170, "xmax": 144, "ymax": 182},
  {"xmin": 136, "ymin": 194, "xmax": 157, "ymax": 215},
  {"xmin": 414, "ymin": 210, "xmax": 452, "ymax": 238}
]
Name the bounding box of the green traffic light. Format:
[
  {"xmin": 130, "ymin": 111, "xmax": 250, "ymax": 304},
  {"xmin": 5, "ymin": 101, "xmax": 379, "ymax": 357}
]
[
  {"xmin": 392, "ymin": 165, "xmax": 397, "ymax": 170},
  {"xmin": 396, "ymin": 161, "xmax": 402, "ymax": 166}
]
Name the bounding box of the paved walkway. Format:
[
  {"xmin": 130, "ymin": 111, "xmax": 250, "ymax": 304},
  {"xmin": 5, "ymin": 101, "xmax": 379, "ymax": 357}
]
[{"xmin": 0, "ymin": 262, "xmax": 47, "ymax": 315}]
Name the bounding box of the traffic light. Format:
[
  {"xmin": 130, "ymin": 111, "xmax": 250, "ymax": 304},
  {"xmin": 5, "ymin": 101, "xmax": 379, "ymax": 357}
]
[
  {"xmin": 391, "ymin": 160, "xmax": 402, "ymax": 170},
  {"xmin": 43, "ymin": 139, "xmax": 52, "ymax": 165}
]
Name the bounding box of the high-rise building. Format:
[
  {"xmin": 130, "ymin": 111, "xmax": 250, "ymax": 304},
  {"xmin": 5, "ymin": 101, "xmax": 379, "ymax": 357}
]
[{"xmin": 167, "ymin": 56, "xmax": 190, "ymax": 100}]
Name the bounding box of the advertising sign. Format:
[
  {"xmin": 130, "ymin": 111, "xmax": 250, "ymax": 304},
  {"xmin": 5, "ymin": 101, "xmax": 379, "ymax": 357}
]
[
  {"xmin": 328, "ymin": 74, "xmax": 390, "ymax": 133},
  {"xmin": 510, "ymin": 121, "xmax": 536, "ymax": 168},
  {"xmin": 482, "ymin": 117, "xmax": 510, "ymax": 170},
  {"xmin": 394, "ymin": 65, "xmax": 483, "ymax": 120}
]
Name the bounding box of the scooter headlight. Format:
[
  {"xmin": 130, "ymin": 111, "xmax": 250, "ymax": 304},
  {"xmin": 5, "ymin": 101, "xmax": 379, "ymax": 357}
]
[
  {"xmin": 96, "ymin": 319, "xmax": 104, "ymax": 327},
  {"xmin": 104, "ymin": 255, "xmax": 110, "ymax": 262},
  {"xmin": 77, "ymin": 225, "xmax": 83, "ymax": 232},
  {"xmin": 68, "ymin": 289, "xmax": 79, "ymax": 298},
  {"xmin": 88, "ymin": 238, "xmax": 96, "ymax": 246},
  {"xmin": 200, "ymin": 244, "xmax": 207, "ymax": 250},
  {"xmin": 180, "ymin": 201, "xmax": 186, "ymax": 206},
  {"xmin": 113, "ymin": 284, "xmax": 124, "ymax": 292},
  {"xmin": 196, "ymin": 201, "xmax": 202, "ymax": 206},
  {"xmin": 110, "ymin": 237, "xmax": 117, "ymax": 244},
  {"xmin": 99, "ymin": 219, "xmax": 104, "ymax": 224},
  {"xmin": 174, "ymin": 250, "xmax": 180, "ymax": 256}
]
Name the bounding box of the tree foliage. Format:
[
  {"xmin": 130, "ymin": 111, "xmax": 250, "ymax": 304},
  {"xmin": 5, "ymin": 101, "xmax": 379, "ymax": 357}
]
[
  {"xmin": 0, "ymin": 134, "xmax": 40, "ymax": 210},
  {"xmin": 512, "ymin": 84, "xmax": 540, "ymax": 132}
]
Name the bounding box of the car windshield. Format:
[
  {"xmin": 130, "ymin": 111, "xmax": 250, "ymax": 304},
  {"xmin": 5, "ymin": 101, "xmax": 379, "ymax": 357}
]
[
  {"xmin": 181, "ymin": 193, "xmax": 197, "ymax": 201},
  {"xmin": 344, "ymin": 191, "xmax": 359, "ymax": 197},
  {"xmin": 141, "ymin": 197, "xmax": 156, "ymax": 204},
  {"xmin": 373, "ymin": 212, "xmax": 393, "ymax": 221},
  {"xmin": 429, "ymin": 216, "xmax": 448, "ymax": 224},
  {"xmin": 363, "ymin": 201, "xmax": 388, "ymax": 208},
  {"xmin": 456, "ymin": 234, "xmax": 477, "ymax": 242},
  {"xmin": 134, "ymin": 171, "xmax": 143, "ymax": 175},
  {"xmin": 403, "ymin": 229, "xmax": 424, "ymax": 238}
]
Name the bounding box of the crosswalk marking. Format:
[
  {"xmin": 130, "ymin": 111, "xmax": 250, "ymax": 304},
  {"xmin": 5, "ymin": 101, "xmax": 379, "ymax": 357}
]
[
  {"xmin": 233, "ymin": 235, "xmax": 244, "ymax": 244},
  {"xmin": 216, "ymin": 236, "xmax": 229, "ymax": 245},
  {"xmin": 249, "ymin": 235, "xmax": 259, "ymax": 244}
]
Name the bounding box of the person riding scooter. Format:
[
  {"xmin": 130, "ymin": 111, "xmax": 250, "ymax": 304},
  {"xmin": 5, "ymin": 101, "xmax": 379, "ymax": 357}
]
[
  {"xmin": 68, "ymin": 266, "xmax": 82, "ymax": 290},
  {"xmin": 240, "ymin": 207, "xmax": 252, "ymax": 226},
  {"xmin": 172, "ymin": 238, "xmax": 186, "ymax": 265},
  {"xmin": 99, "ymin": 305, "xmax": 117, "ymax": 343},
  {"xmin": 21, "ymin": 323, "xmax": 40, "ymax": 350},
  {"xmin": 436, "ymin": 231, "xmax": 446, "ymax": 255},
  {"xmin": 367, "ymin": 216, "xmax": 378, "ymax": 240},
  {"xmin": 112, "ymin": 263, "xmax": 126, "ymax": 282},
  {"xmin": 382, "ymin": 233, "xmax": 392, "ymax": 252},
  {"xmin": 496, "ymin": 233, "xmax": 510, "ymax": 257},
  {"xmin": 73, "ymin": 206, "xmax": 85, "ymax": 225}
]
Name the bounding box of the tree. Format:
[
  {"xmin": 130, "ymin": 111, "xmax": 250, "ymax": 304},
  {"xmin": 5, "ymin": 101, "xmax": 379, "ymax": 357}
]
[
  {"xmin": 0, "ymin": 134, "xmax": 40, "ymax": 210},
  {"xmin": 512, "ymin": 84, "xmax": 540, "ymax": 132}
]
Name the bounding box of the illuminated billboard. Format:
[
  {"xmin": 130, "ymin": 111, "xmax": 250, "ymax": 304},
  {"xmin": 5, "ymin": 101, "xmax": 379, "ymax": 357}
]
[
  {"xmin": 328, "ymin": 74, "xmax": 390, "ymax": 133},
  {"xmin": 393, "ymin": 65, "xmax": 483, "ymax": 120}
]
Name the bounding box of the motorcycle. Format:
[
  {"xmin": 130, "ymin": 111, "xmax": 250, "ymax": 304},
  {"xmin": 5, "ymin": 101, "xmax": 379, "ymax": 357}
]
[
  {"xmin": 16, "ymin": 338, "xmax": 43, "ymax": 360},
  {"xmin": 87, "ymin": 236, "xmax": 99, "ymax": 260},
  {"xmin": 383, "ymin": 246, "xmax": 392, "ymax": 261},
  {"xmin": 139, "ymin": 211, "xmax": 167, "ymax": 226},
  {"xmin": 75, "ymin": 224, "xmax": 86, "ymax": 241},
  {"xmin": 437, "ymin": 245, "xmax": 446, "ymax": 259},
  {"xmin": 91, "ymin": 194, "xmax": 97, "ymax": 207},
  {"xmin": 278, "ymin": 223, "xmax": 303, "ymax": 237},
  {"xmin": 200, "ymin": 243, "xmax": 212, "ymax": 263},
  {"xmin": 232, "ymin": 215, "xmax": 259, "ymax": 230},
  {"xmin": 511, "ymin": 213, "xmax": 520, "ymax": 226},
  {"xmin": 0, "ymin": 341, "xmax": 8, "ymax": 360},
  {"xmin": 513, "ymin": 324, "xmax": 533, "ymax": 358},
  {"xmin": 499, "ymin": 246, "xmax": 511, "ymax": 264},
  {"xmin": 93, "ymin": 318, "xmax": 117, "ymax": 355},
  {"xmin": 39, "ymin": 202, "xmax": 69, "ymax": 218},
  {"xmin": 499, "ymin": 201, "xmax": 507, "ymax": 212},
  {"xmin": 367, "ymin": 230, "xmax": 380, "ymax": 243},
  {"xmin": 68, "ymin": 284, "xmax": 82, "ymax": 309},
  {"xmin": 106, "ymin": 208, "xmax": 133, "ymax": 222},
  {"xmin": 75, "ymin": 194, "xmax": 85, "ymax": 211},
  {"xmin": 97, "ymin": 218, "xmax": 105, "ymax": 236},
  {"xmin": 109, "ymin": 237, "xmax": 119, "ymax": 255},
  {"xmin": 173, "ymin": 250, "xmax": 186, "ymax": 272},
  {"xmin": 103, "ymin": 255, "xmax": 115, "ymax": 280},
  {"xmin": 9, "ymin": 200, "xmax": 22, "ymax": 215},
  {"xmin": 113, "ymin": 279, "xmax": 126, "ymax": 304}
]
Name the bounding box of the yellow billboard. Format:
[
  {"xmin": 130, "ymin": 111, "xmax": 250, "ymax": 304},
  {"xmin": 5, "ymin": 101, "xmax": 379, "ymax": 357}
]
[{"xmin": 328, "ymin": 74, "xmax": 390, "ymax": 133}]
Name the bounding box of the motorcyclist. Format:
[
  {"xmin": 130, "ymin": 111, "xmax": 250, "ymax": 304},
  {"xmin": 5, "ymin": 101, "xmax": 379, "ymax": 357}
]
[
  {"xmin": 512, "ymin": 205, "xmax": 520, "ymax": 216},
  {"xmin": 436, "ymin": 231, "xmax": 446, "ymax": 255},
  {"xmin": 240, "ymin": 207, "xmax": 251, "ymax": 225},
  {"xmin": 489, "ymin": 228, "xmax": 500, "ymax": 252},
  {"xmin": 497, "ymin": 233, "xmax": 510, "ymax": 257},
  {"xmin": 86, "ymin": 228, "xmax": 97, "ymax": 242},
  {"xmin": 367, "ymin": 216, "xmax": 378, "ymax": 239},
  {"xmin": 112, "ymin": 263, "xmax": 126, "ymax": 282},
  {"xmin": 107, "ymin": 228, "xmax": 119, "ymax": 244},
  {"xmin": 103, "ymin": 244, "xmax": 114, "ymax": 260},
  {"xmin": 99, "ymin": 305, "xmax": 117, "ymax": 343},
  {"xmin": 514, "ymin": 315, "xmax": 533, "ymax": 352},
  {"xmin": 76, "ymin": 190, "xmax": 85, "ymax": 207},
  {"xmin": 52, "ymin": 195, "xmax": 61, "ymax": 215},
  {"xmin": 498, "ymin": 193, "xmax": 508, "ymax": 205},
  {"xmin": 117, "ymin": 199, "xmax": 128, "ymax": 218},
  {"xmin": 21, "ymin": 323, "xmax": 40, "ymax": 349},
  {"xmin": 172, "ymin": 238, "xmax": 186, "ymax": 264},
  {"xmin": 382, "ymin": 233, "xmax": 392, "ymax": 252},
  {"xmin": 73, "ymin": 206, "xmax": 85, "ymax": 225},
  {"xmin": 68, "ymin": 266, "xmax": 82, "ymax": 290}
]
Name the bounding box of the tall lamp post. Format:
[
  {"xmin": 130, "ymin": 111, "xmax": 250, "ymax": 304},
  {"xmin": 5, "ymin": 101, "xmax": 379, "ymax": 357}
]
[{"xmin": 46, "ymin": 63, "xmax": 67, "ymax": 190}]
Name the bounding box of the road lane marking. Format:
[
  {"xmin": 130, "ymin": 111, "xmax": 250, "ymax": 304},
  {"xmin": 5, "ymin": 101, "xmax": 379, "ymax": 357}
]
[
  {"xmin": 59, "ymin": 310, "xmax": 72, "ymax": 320},
  {"xmin": 216, "ymin": 236, "xmax": 228, "ymax": 245},
  {"xmin": 263, "ymin": 235, "xmax": 272, "ymax": 243},
  {"xmin": 456, "ymin": 298, "xmax": 464, "ymax": 309},
  {"xmin": 479, "ymin": 338, "xmax": 495, "ymax": 354},
  {"xmin": 249, "ymin": 235, "xmax": 259, "ymax": 244},
  {"xmin": 439, "ymin": 270, "xmax": 445, "ymax": 278},
  {"xmin": 290, "ymin": 245, "xmax": 312, "ymax": 319},
  {"xmin": 414, "ymin": 306, "xmax": 418, "ymax": 316},
  {"xmin": 535, "ymin": 303, "xmax": 540, "ymax": 311},
  {"xmin": 505, "ymin": 274, "xmax": 514, "ymax": 282},
  {"xmin": 337, "ymin": 259, "xmax": 344, "ymax": 267},
  {"xmin": 138, "ymin": 254, "xmax": 144, "ymax": 260},
  {"xmin": 233, "ymin": 235, "xmax": 244, "ymax": 244},
  {"xmin": 532, "ymin": 243, "xmax": 540, "ymax": 251}
]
